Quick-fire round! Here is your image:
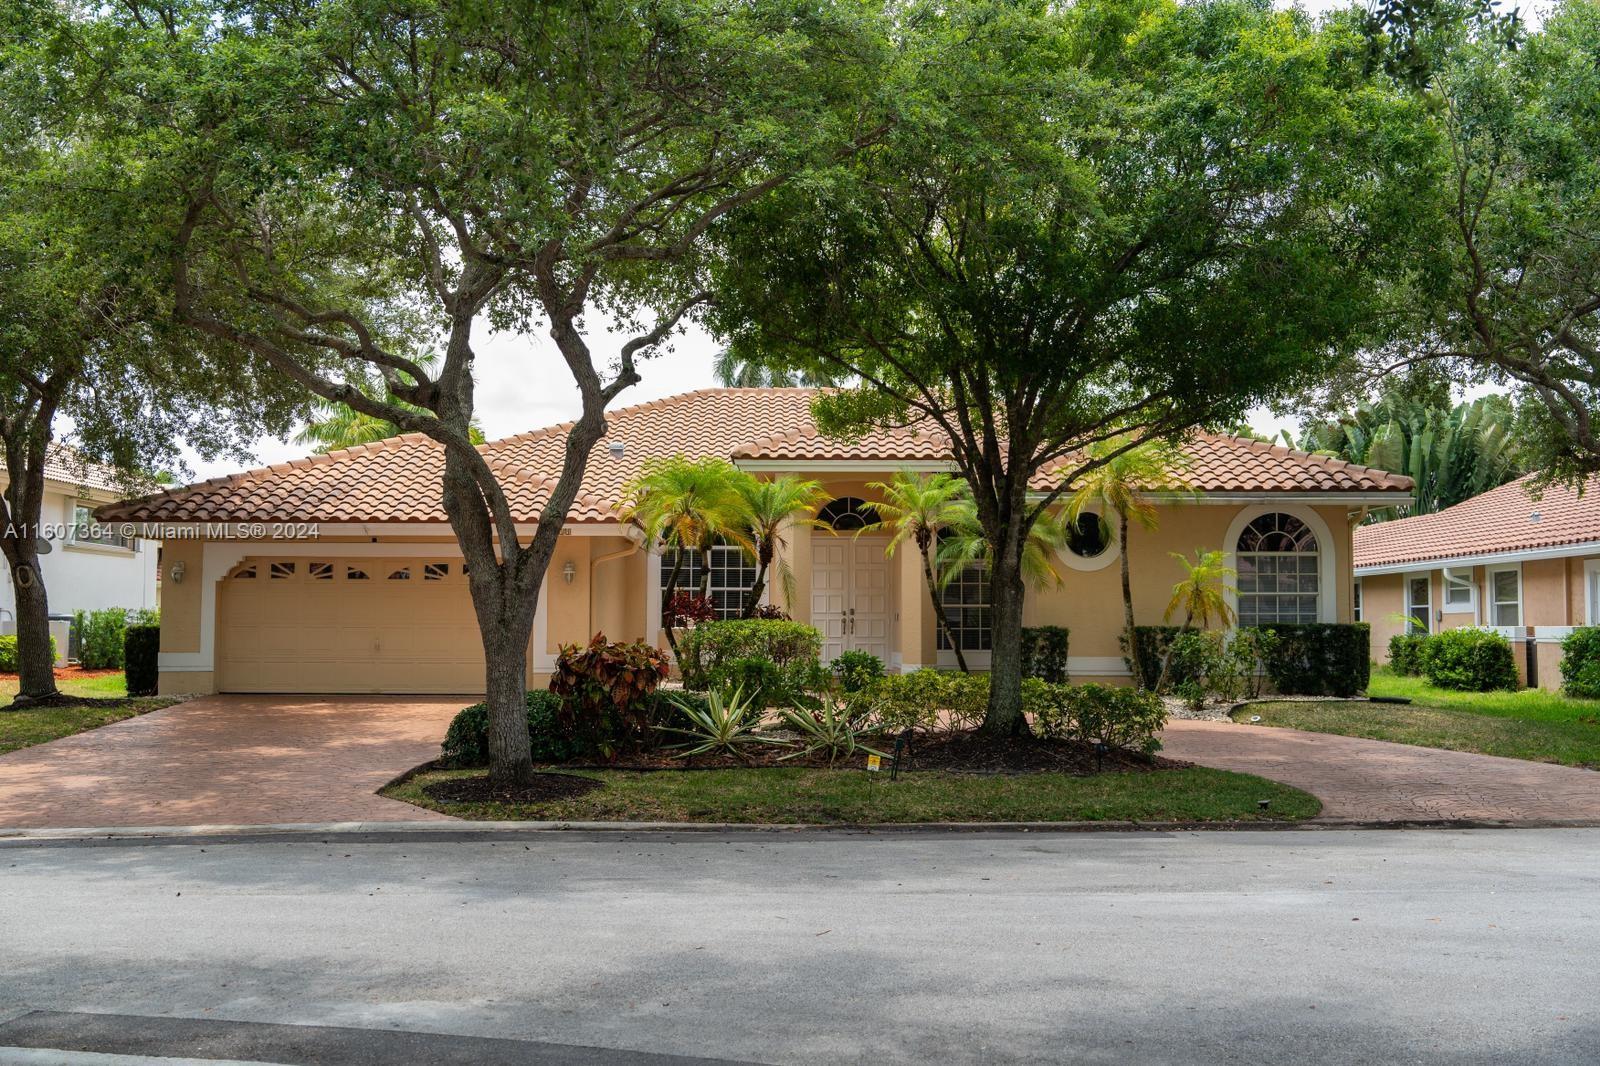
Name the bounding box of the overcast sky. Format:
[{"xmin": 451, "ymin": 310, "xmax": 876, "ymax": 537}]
[{"xmin": 175, "ymin": 0, "xmax": 1534, "ymax": 481}]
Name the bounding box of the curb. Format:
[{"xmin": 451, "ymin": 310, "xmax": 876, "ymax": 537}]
[{"xmin": 3, "ymin": 817, "xmax": 1599, "ymax": 848}]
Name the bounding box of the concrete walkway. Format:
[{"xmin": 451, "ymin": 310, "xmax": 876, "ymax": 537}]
[
  {"xmin": 0, "ymin": 696, "xmax": 462, "ymax": 830},
  {"xmin": 1162, "ymin": 718, "xmax": 1600, "ymax": 822}
]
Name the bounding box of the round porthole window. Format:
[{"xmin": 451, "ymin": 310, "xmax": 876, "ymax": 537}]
[
  {"xmin": 1056, "ymin": 508, "xmax": 1119, "ymax": 572},
  {"xmin": 1066, "ymin": 512, "xmax": 1110, "ymax": 559}
]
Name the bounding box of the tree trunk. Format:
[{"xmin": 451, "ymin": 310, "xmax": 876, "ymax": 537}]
[
  {"xmin": 5, "ymin": 539, "xmax": 60, "ymax": 707},
  {"xmin": 922, "ymin": 548, "xmax": 968, "ymax": 672},
  {"xmin": 661, "ymin": 550, "xmax": 684, "ymax": 656},
  {"xmin": 981, "ymin": 540, "xmax": 1028, "ymax": 736},
  {"xmin": 743, "ymin": 541, "xmax": 772, "ymax": 618},
  {"xmin": 479, "ymin": 591, "xmax": 538, "ymax": 786},
  {"xmin": 1153, "ymin": 610, "xmax": 1194, "ymax": 694},
  {"xmin": 1119, "ymin": 509, "xmax": 1139, "ymax": 690}
]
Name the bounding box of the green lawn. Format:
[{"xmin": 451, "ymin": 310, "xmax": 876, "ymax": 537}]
[
  {"xmin": 0, "ymin": 696, "xmax": 177, "ymax": 755},
  {"xmin": 1366, "ymin": 669, "xmax": 1600, "ymax": 723},
  {"xmin": 1239, "ymin": 669, "xmax": 1600, "ymax": 769},
  {"xmin": 0, "ymin": 671, "xmax": 130, "ymax": 701},
  {"xmin": 386, "ymin": 765, "xmax": 1320, "ymax": 824}
]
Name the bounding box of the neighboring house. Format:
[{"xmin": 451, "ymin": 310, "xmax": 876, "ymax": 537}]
[
  {"xmin": 1354, "ymin": 473, "xmax": 1600, "ymax": 689},
  {"xmin": 0, "ymin": 445, "xmax": 161, "ymax": 662},
  {"xmin": 97, "ymin": 389, "xmax": 1412, "ymax": 697}
]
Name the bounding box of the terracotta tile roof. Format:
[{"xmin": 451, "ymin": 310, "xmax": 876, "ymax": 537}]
[
  {"xmin": 99, "ymin": 388, "xmax": 1412, "ymax": 525},
  {"xmin": 1354, "ymin": 474, "xmax": 1600, "ymax": 570},
  {"xmin": 1, "ymin": 443, "xmax": 134, "ymax": 496}
]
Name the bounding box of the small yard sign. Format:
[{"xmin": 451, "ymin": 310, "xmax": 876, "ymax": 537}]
[{"xmin": 866, "ymin": 754, "xmax": 882, "ymax": 773}]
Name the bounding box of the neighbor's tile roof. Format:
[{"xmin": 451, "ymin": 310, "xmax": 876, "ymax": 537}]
[
  {"xmin": 100, "ymin": 388, "xmax": 1412, "ymax": 525},
  {"xmin": 1, "ymin": 443, "xmax": 139, "ymax": 496},
  {"xmin": 1354, "ymin": 474, "xmax": 1600, "ymax": 570}
]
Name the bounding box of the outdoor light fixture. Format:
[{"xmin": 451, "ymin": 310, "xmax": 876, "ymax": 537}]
[
  {"xmin": 170, "ymin": 561, "xmax": 186, "ymax": 584},
  {"xmin": 562, "ymin": 560, "xmax": 576, "ymax": 584}
]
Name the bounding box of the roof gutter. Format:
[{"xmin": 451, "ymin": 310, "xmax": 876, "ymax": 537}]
[{"xmin": 1355, "ymin": 539, "xmax": 1600, "ymax": 576}]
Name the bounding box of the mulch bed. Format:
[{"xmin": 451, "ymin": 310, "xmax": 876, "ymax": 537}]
[
  {"xmin": 423, "ymin": 772, "xmax": 605, "ymax": 806},
  {"xmin": 0, "ymin": 666, "xmax": 122, "ymax": 682},
  {"xmin": 547, "ymin": 729, "xmax": 1188, "ymax": 776}
]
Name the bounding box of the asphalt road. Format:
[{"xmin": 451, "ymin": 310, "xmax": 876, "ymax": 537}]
[{"xmin": 1, "ymin": 828, "xmax": 1597, "ymax": 1065}]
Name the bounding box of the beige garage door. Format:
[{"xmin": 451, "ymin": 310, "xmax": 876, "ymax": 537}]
[{"xmin": 217, "ymin": 557, "xmax": 487, "ymax": 694}]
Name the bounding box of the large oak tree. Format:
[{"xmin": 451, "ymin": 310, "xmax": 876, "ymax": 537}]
[
  {"xmin": 98, "ymin": 0, "xmax": 888, "ymax": 781},
  {"xmin": 710, "ymin": 0, "xmax": 1437, "ymax": 734}
]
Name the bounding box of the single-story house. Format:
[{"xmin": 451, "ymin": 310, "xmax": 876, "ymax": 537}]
[
  {"xmin": 1354, "ymin": 473, "xmax": 1600, "ymax": 688},
  {"xmin": 98, "ymin": 388, "xmax": 1412, "ymax": 697},
  {"xmin": 1, "ymin": 444, "xmax": 162, "ymax": 661}
]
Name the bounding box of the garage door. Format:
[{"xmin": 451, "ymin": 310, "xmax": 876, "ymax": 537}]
[{"xmin": 217, "ymin": 557, "xmax": 487, "ymax": 694}]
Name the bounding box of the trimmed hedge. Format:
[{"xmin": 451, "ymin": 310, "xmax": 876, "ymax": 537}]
[
  {"xmin": 1254, "ymin": 623, "xmax": 1370, "ymax": 697},
  {"xmin": 678, "ymin": 619, "xmax": 826, "ymax": 704},
  {"xmin": 846, "ymin": 669, "xmax": 992, "ymax": 733},
  {"xmin": 1031, "ymin": 682, "xmax": 1168, "ymax": 755},
  {"xmin": 832, "ymin": 650, "xmax": 885, "ymax": 693},
  {"xmin": 0, "ymin": 633, "xmax": 58, "ymax": 672},
  {"xmin": 1388, "ymin": 632, "xmax": 1430, "ymax": 676},
  {"xmin": 1561, "ymin": 627, "xmax": 1600, "ymax": 699},
  {"xmin": 1128, "ymin": 626, "xmax": 1187, "ymax": 690},
  {"xmin": 124, "ymin": 624, "xmax": 160, "ymax": 696},
  {"xmin": 1420, "ymin": 628, "xmax": 1519, "ymax": 691},
  {"xmin": 441, "ymin": 690, "xmax": 578, "ymax": 767},
  {"xmin": 1020, "ymin": 626, "xmax": 1070, "ymax": 683}
]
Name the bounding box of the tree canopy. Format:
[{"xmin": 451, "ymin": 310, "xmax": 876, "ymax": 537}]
[{"xmin": 709, "ymin": 0, "xmax": 1438, "ymax": 732}]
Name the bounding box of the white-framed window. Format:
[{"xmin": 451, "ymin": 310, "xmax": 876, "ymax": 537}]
[
  {"xmin": 938, "ymin": 557, "xmax": 992, "ymax": 653},
  {"xmin": 661, "ymin": 543, "xmax": 757, "ymax": 620},
  {"xmin": 1488, "ymin": 566, "xmax": 1522, "ymax": 627},
  {"xmin": 1235, "ymin": 513, "xmax": 1320, "ymax": 625},
  {"xmin": 1587, "ymin": 560, "xmax": 1600, "ymax": 625},
  {"xmin": 1352, "ymin": 579, "xmax": 1363, "ymax": 622},
  {"xmin": 69, "ymin": 503, "xmax": 132, "ymax": 549},
  {"xmin": 1442, "ymin": 567, "xmax": 1474, "ymax": 612},
  {"xmin": 1406, "ymin": 573, "xmax": 1432, "ymax": 634}
]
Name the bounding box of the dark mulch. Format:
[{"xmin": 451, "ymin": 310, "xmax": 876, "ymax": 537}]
[
  {"xmin": 550, "ymin": 729, "xmax": 1188, "ymax": 776},
  {"xmin": 423, "ymin": 772, "xmax": 605, "ymax": 806}
]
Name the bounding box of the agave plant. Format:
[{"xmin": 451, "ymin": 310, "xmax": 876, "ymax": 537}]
[
  {"xmin": 658, "ymin": 686, "xmax": 791, "ymax": 762},
  {"xmin": 779, "ymin": 697, "xmax": 887, "ymax": 766}
]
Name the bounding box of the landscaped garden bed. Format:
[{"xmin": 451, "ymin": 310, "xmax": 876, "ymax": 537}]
[{"xmin": 388, "ymin": 764, "xmax": 1320, "ymax": 824}]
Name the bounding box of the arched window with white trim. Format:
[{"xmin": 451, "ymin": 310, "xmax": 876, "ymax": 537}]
[{"xmin": 1235, "ymin": 512, "xmax": 1320, "ymax": 625}]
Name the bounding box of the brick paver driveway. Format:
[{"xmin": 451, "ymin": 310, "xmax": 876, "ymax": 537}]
[
  {"xmin": 0, "ymin": 696, "xmax": 463, "ymax": 830},
  {"xmin": 1163, "ymin": 719, "xmax": 1600, "ymax": 823}
]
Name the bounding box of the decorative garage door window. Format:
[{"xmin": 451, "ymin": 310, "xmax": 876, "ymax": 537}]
[
  {"xmin": 1235, "ymin": 513, "xmax": 1320, "ymax": 625},
  {"xmin": 661, "ymin": 544, "xmax": 757, "ymax": 619},
  {"xmin": 937, "ymin": 535, "xmax": 992, "ymax": 652}
]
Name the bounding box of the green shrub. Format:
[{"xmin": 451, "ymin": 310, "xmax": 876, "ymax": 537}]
[
  {"xmin": 1560, "ymin": 627, "xmax": 1600, "ymax": 699},
  {"xmin": 710, "ymin": 656, "xmax": 786, "ymax": 708},
  {"xmin": 1020, "ymin": 626, "xmax": 1070, "ymax": 683},
  {"xmin": 1389, "ymin": 633, "xmax": 1430, "ymax": 676},
  {"xmin": 0, "ymin": 633, "xmax": 58, "ymax": 672},
  {"xmin": 1421, "ymin": 628, "xmax": 1519, "ymax": 691},
  {"xmin": 780, "ymin": 696, "xmax": 887, "ymax": 765},
  {"xmin": 678, "ymin": 619, "xmax": 826, "ymax": 703},
  {"xmin": 440, "ymin": 690, "xmax": 577, "ymax": 767},
  {"xmin": 1165, "ymin": 631, "xmax": 1225, "ymax": 701},
  {"xmin": 124, "ymin": 624, "xmax": 161, "ymax": 696},
  {"xmin": 1127, "ymin": 626, "xmax": 1187, "ymax": 689},
  {"xmin": 1215, "ymin": 627, "xmax": 1279, "ymax": 701},
  {"xmin": 847, "ymin": 669, "xmax": 992, "ymax": 733},
  {"xmin": 832, "ymin": 650, "xmax": 885, "ymax": 693},
  {"xmin": 1255, "ymin": 623, "xmax": 1370, "ymax": 697},
  {"xmin": 549, "ymin": 633, "xmax": 673, "ymax": 757},
  {"xmin": 657, "ymin": 685, "xmax": 787, "ymax": 761},
  {"xmin": 1031, "ymin": 683, "xmax": 1168, "ymax": 756},
  {"xmin": 73, "ymin": 607, "xmax": 132, "ymax": 669}
]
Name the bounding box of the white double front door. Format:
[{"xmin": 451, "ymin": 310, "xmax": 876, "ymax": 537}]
[{"xmin": 810, "ymin": 536, "xmax": 891, "ymax": 665}]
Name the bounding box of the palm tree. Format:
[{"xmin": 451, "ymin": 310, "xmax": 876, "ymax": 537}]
[
  {"xmin": 936, "ymin": 502, "xmax": 1070, "ymax": 592},
  {"xmin": 863, "ymin": 470, "xmax": 974, "ymax": 671},
  {"xmin": 1066, "ymin": 439, "xmax": 1191, "ymax": 689},
  {"xmin": 295, "ymin": 356, "xmax": 487, "ymax": 452},
  {"xmin": 712, "ymin": 348, "xmax": 837, "ymax": 388},
  {"xmin": 730, "ymin": 474, "xmax": 826, "ymax": 617},
  {"xmin": 618, "ymin": 457, "xmax": 750, "ymax": 655},
  {"xmin": 1154, "ymin": 549, "xmax": 1237, "ymax": 692},
  {"xmin": 1299, "ymin": 389, "xmax": 1523, "ymax": 519}
]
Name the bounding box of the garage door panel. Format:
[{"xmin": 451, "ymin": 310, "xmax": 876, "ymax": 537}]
[{"xmin": 219, "ymin": 557, "xmax": 487, "ymax": 694}]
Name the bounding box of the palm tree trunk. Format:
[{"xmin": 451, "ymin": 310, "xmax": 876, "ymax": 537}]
[
  {"xmin": 922, "ymin": 548, "xmax": 969, "ymax": 673},
  {"xmin": 743, "ymin": 541, "xmax": 771, "ymax": 618},
  {"xmin": 1119, "ymin": 509, "xmax": 1139, "ymax": 690},
  {"xmin": 661, "ymin": 550, "xmax": 685, "ymax": 657}
]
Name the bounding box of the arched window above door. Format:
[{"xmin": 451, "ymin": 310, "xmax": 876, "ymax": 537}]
[{"xmin": 817, "ymin": 497, "xmax": 880, "ymax": 532}]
